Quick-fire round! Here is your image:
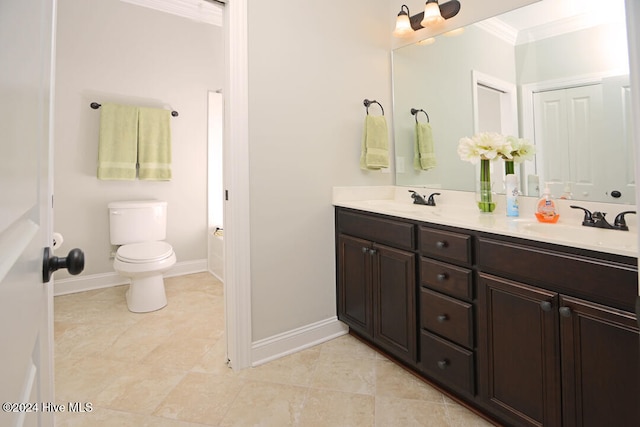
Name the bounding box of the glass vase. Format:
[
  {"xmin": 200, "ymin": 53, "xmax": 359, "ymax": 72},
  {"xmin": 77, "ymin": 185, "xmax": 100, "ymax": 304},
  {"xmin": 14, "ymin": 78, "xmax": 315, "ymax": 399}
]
[
  {"xmin": 477, "ymin": 159, "xmax": 495, "ymax": 212},
  {"xmin": 504, "ymin": 159, "xmax": 515, "ymax": 175}
]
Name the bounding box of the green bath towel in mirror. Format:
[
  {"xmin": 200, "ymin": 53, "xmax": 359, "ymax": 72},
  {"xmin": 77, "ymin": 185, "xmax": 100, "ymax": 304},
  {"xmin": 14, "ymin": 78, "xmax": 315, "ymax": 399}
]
[{"xmin": 414, "ymin": 122, "xmax": 436, "ymax": 170}]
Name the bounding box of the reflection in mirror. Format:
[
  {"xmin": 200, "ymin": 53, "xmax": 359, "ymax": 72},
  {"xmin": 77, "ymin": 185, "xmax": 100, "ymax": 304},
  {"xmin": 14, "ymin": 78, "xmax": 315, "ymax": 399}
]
[{"xmin": 392, "ymin": 0, "xmax": 633, "ymax": 204}]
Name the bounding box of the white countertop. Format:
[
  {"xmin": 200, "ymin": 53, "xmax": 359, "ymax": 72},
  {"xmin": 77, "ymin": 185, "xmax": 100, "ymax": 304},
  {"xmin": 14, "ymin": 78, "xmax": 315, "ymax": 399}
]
[{"xmin": 333, "ymin": 186, "xmax": 639, "ymax": 259}]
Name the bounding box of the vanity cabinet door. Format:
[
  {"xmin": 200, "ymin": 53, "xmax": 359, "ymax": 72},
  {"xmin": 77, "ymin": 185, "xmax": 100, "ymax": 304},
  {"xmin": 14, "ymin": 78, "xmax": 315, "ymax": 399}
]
[
  {"xmin": 337, "ymin": 234, "xmax": 373, "ymax": 338},
  {"xmin": 337, "ymin": 232, "xmax": 417, "ymax": 364},
  {"xmin": 558, "ymin": 296, "xmax": 640, "ymax": 427},
  {"xmin": 373, "ymin": 243, "xmax": 417, "ymax": 364},
  {"xmin": 477, "ymin": 273, "xmax": 562, "ymax": 427}
]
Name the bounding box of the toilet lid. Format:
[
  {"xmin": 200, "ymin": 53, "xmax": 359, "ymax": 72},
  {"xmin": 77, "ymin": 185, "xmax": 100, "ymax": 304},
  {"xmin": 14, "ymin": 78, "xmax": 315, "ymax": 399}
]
[{"xmin": 117, "ymin": 241, "xmax": 173, "ymax": 263}]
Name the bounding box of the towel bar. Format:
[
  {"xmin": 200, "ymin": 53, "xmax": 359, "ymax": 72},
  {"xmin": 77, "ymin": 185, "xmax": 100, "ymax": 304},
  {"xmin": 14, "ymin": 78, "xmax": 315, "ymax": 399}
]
[
  {"xmin": 90, "ymin": 102, "xmax": 179, "ymax": 117},
  {"xmin": 411, "ymin": 108, "xmax": 429, "ymax": 123},
  {"xmin": 363, "ymin": 99, "xmax": 384, "ymax": 116}
]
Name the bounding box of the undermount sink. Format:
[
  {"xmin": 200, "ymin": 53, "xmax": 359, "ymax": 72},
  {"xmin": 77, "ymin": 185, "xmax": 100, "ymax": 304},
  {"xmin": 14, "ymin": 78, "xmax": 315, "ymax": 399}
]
[
  {"xmin": 356, "ymin": 200, "xmax": 430, "ymax": 214},
  {"xmin": 356, "ymin": 200, "xmax": 478, "ymax": 218},
  {"xmin": 514, "ymin": 220, "xmax": 638, "ymax": 250}
]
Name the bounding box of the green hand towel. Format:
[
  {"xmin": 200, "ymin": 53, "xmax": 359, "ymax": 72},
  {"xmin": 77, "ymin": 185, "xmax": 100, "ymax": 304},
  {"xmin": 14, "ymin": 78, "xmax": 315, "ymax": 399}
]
[
  {"xmin": 414, "ymin": 122, "xmax": 437, "ymax": 170},
  {"xmin": 360, "ymin": 115, "xmax": 389, "ymax": 170},
  {"xmin": 138, "ymin": 107, "xmax": 172, "ymax": 181},
  {"xmin": 97, "ymin": 103, "xmax": 138, "ymax": 180}
]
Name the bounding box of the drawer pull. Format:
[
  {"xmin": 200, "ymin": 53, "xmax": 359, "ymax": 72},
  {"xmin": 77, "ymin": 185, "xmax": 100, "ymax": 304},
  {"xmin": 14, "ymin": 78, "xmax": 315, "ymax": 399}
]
[
  {"xmin": 540, "ymin": 301, "xmax": 552, "ymax": 312},
  {"xmin": 559, "ymin": 306, "xmax": 572, "ymax": 318},
  {"xmin": 437, "ymin": 359, "xmax": 449, "ymax": 370},
  {"xmin": 361, "ymin": 247, "xmax": 369, "ymax": 254},
  {"xmin": 437, "ymin": 314, "xmax": 448, "ymax": 323},
  {"xmin": 436, "ymin": 240, "xmax": 448, "ymax": 249},
  {"xmin": 436, "ymin": 273, "xmax": 448, "ymax": 282}
]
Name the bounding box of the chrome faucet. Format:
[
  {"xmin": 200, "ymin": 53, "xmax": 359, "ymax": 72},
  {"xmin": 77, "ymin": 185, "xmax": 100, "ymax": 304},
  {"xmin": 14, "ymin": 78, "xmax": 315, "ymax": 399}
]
[
  {"xmin": 408, "ymin": 190, "xmax": 440, "ymax": 206},
  {"xmin": 570, "ymin": 205, "xmax": 636, "ymax": 231}
]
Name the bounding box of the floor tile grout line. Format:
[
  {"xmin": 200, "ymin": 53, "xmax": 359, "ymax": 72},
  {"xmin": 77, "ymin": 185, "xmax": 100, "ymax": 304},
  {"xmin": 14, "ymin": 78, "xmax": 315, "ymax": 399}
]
[{"xmin": 54, "ymin": 273, "xmax": 493, "ymax": 426}]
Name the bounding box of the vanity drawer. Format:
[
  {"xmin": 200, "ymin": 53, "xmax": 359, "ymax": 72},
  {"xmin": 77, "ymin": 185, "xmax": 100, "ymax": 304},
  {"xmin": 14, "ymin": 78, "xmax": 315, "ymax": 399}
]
[
  {"xmin": 420, "ymin": 330, "xmax": 475, "ymax": 397},
  {"xmin": 419, "ymin": 227, "xmax": 471, "ymax": 265},
  {"xmin": 337, "ymin": 209, "xmax": 415, "ymax": 251},
  {"xmin": 420, "ymin": 288, "xmax": 474, "ymax": 348},
  {"xmin": 477, "ymin": 237, "xmax": 638, "ymax": 311},
  {"xmin": 420, "ymin": 257, "xmax": 473, "ymax": 301}
]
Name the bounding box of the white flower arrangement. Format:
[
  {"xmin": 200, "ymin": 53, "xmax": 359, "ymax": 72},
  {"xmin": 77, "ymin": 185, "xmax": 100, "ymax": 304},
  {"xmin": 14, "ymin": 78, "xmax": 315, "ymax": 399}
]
[
  {"xmin": 504, "ymin": 135, "xmax": 536, "ymax": 163},
  {"xmin": 457, "ymin": 132, "xmax": 534, "ymax": 164}
]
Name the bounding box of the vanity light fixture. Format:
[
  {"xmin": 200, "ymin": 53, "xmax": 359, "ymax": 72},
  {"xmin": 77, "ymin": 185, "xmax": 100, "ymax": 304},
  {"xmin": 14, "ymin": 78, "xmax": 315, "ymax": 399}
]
[
  {"xmin": 393, "ymin": 1, "xmax": 461, "ymax": 38},
  {"xmin": 393, "ymin": 5, "xmax": 414, "ymax": 37}
]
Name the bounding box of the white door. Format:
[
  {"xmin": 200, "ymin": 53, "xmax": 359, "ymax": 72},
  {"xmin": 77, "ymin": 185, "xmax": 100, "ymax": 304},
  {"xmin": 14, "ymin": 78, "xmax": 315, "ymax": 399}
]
[
  {"xmin": 533, "ymin": 85, "xmax": 605, "ymax": 200},
  {"xmin": 1, "ymin": 0, "xmax": 56, "ymax": 426}
]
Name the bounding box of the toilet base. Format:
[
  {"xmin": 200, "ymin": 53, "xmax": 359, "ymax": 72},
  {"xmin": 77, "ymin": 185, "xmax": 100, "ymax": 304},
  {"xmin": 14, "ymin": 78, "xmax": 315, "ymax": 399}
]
[{"xmin": 125, "ymin": 274, "xmax": 167, "ymax": 313}]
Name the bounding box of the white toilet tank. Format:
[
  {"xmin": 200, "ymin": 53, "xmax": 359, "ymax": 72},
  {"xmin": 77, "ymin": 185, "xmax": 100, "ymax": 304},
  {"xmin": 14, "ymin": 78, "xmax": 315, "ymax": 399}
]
[{"xmin": 108, "ymin": 200, "xmax": 168, "ymax": 245}]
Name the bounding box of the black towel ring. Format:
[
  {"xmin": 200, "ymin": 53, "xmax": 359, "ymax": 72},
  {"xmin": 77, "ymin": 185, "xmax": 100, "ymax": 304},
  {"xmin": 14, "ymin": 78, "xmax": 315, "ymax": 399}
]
[
  {"xmin": 364, "ymin": 99, "xmax": 384, "ymax": 116},
  {"xmin": 411, "ymin": 108, "xmax": 430, "ymax": 123}
]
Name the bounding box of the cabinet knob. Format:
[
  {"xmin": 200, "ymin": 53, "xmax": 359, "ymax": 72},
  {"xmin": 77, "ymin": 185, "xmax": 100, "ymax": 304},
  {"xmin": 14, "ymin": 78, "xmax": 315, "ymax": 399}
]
[
  {"xmin": 362, "ymin": 247, "xmax": 369, "ymax": 254},
  {"xmin": 437, "ymin": 314, "xmax": 448, "ymax": 323},
  {"xmin": 559, "ymin": 306, "xmax": 572, "ymax": 318},
  {"xmin": 436, "ymin": 273, "xmax": 448, "ymax": 282},
  {"xmin": 437, "ymin": 359, "xmax": 449, "ymax": 370},
  {"xmin": 369, "ymin": 248, "xmax": 377, "ymax": 255},
  {"xmin": 540, "ymin": 301, "xmax": 552, "ymax": 312},
  {"xmin": 436, "ymin": 240, "xmax": 448, "ymax": 249}
]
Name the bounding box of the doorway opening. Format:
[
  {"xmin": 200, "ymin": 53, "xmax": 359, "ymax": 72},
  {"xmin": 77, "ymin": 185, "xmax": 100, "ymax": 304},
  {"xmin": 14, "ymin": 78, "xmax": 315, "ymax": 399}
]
[{"xmin": 208, "ymin": 91, "xmax": 224, "ymax": 282}]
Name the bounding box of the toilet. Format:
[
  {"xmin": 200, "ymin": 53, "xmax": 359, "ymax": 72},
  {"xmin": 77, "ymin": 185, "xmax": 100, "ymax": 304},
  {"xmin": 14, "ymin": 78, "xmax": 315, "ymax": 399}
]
[{"xmin": 108, "ymin": 200, "xmax": 176, "ymax": 313}]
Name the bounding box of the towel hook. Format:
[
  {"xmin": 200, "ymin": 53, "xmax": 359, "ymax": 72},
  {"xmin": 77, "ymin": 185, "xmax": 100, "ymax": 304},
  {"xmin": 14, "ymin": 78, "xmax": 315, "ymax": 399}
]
[
  {"xmin": 411, "ymin": 108, "xmax": 430, "ymax": 123},
  {"xmin": 363, "ymin": 99, "xmax": 384, "ymax": 116},
  {"xmin": 90, "ymin": 102, "xmax": 179, "ymax": 117}
]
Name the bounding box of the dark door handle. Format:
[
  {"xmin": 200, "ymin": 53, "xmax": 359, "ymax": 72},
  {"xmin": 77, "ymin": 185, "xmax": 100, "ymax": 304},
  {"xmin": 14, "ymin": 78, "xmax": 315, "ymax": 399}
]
[{"xmin": 42, "ymin": 247, "xmax": 85, "ymax": 282}]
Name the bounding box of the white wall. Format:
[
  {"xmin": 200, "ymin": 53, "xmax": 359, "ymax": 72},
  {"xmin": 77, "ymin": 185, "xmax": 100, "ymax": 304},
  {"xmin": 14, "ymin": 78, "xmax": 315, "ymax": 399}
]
[
  {"xmin": 53, "ymin": 0, "xmax": 223, "ymax": 280},
  {"xmin": 246, "ymin": 0, "xmax": 394, "ymax": 341}
]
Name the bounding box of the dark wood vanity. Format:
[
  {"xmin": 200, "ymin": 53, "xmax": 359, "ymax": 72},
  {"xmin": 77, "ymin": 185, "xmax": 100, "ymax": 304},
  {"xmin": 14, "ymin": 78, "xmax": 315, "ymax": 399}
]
[{"xmin": 335, "ymin": 206, "xmax": 639, "ymax": 427}]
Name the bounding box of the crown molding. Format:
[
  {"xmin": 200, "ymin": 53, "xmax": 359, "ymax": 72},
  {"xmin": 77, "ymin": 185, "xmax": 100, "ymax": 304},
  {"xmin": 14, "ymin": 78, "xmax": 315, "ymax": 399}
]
[
  {"xmin": 121, "ymin": 0, "xmax": 223, "ymax": 26},
  {"xmin": 477, "ymin": 10, "xmax": 619, "ymax": 46},
  {"xmin": 475, "ymin": 17, "xmax": 518, "ymax": 45}
]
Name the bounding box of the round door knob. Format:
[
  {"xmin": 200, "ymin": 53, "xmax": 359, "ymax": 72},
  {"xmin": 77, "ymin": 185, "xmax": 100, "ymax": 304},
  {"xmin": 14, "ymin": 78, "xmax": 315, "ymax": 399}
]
[
  {"xmin": 42, "ymin": 247, "xmax": 85, "ymax": 282},
  {"xmin": 559, "ymin": 306, "xmax": 572, "ymax": 318},
  {"xmin": 540, "ymin": 301, "xmax": 552, "ymax": 312},
  {"xmin": 611, "ymin": 190, "xmax": 622, "ymax": 198}
]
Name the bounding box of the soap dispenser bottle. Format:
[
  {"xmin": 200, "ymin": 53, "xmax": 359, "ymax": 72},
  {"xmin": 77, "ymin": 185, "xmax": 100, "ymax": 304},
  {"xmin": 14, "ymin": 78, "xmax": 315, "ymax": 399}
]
[
  {"xmin": 535, "ymin": 183, "xmax": 560, "ymax": 223},
  {"xmin": 505, "ymin": 174, "xmax": 519, "ymax": 217}
]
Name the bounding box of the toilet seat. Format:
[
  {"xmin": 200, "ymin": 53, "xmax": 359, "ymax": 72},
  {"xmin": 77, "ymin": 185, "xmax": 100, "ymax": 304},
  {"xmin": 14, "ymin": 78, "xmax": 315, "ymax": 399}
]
[{"xmin": 117, "ymin": 241, "xmax": 174, "ymax": 264}]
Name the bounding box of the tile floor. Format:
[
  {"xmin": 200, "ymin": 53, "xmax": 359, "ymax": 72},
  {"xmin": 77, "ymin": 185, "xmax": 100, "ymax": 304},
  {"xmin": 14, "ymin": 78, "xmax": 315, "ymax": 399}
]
[{"xmin": 54, "ymin": 272, "xmax": 495, "ymax": 426}]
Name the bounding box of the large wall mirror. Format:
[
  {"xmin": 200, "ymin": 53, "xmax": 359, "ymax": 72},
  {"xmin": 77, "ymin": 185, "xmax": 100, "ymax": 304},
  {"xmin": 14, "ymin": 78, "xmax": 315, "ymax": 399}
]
[{"xmin": 393, "ymin": 0, "xmax": 634, "ymax": 204}]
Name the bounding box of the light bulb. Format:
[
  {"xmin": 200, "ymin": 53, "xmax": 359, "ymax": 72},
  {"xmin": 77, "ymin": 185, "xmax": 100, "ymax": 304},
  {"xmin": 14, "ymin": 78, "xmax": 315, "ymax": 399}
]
[{"xmin": 421, "ymin": 1, "xmax": 444, "ymax": 26}]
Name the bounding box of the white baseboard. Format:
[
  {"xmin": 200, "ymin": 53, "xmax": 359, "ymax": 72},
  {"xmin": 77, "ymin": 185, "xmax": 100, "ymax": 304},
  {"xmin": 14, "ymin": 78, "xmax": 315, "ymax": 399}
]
[
  {"xmin": 251, "ymin": 317, "xmax": 349, "ymax": 367},
  {"xmin": 53, "ymin": 259, "xmax": 208, "ymax": 296}
]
